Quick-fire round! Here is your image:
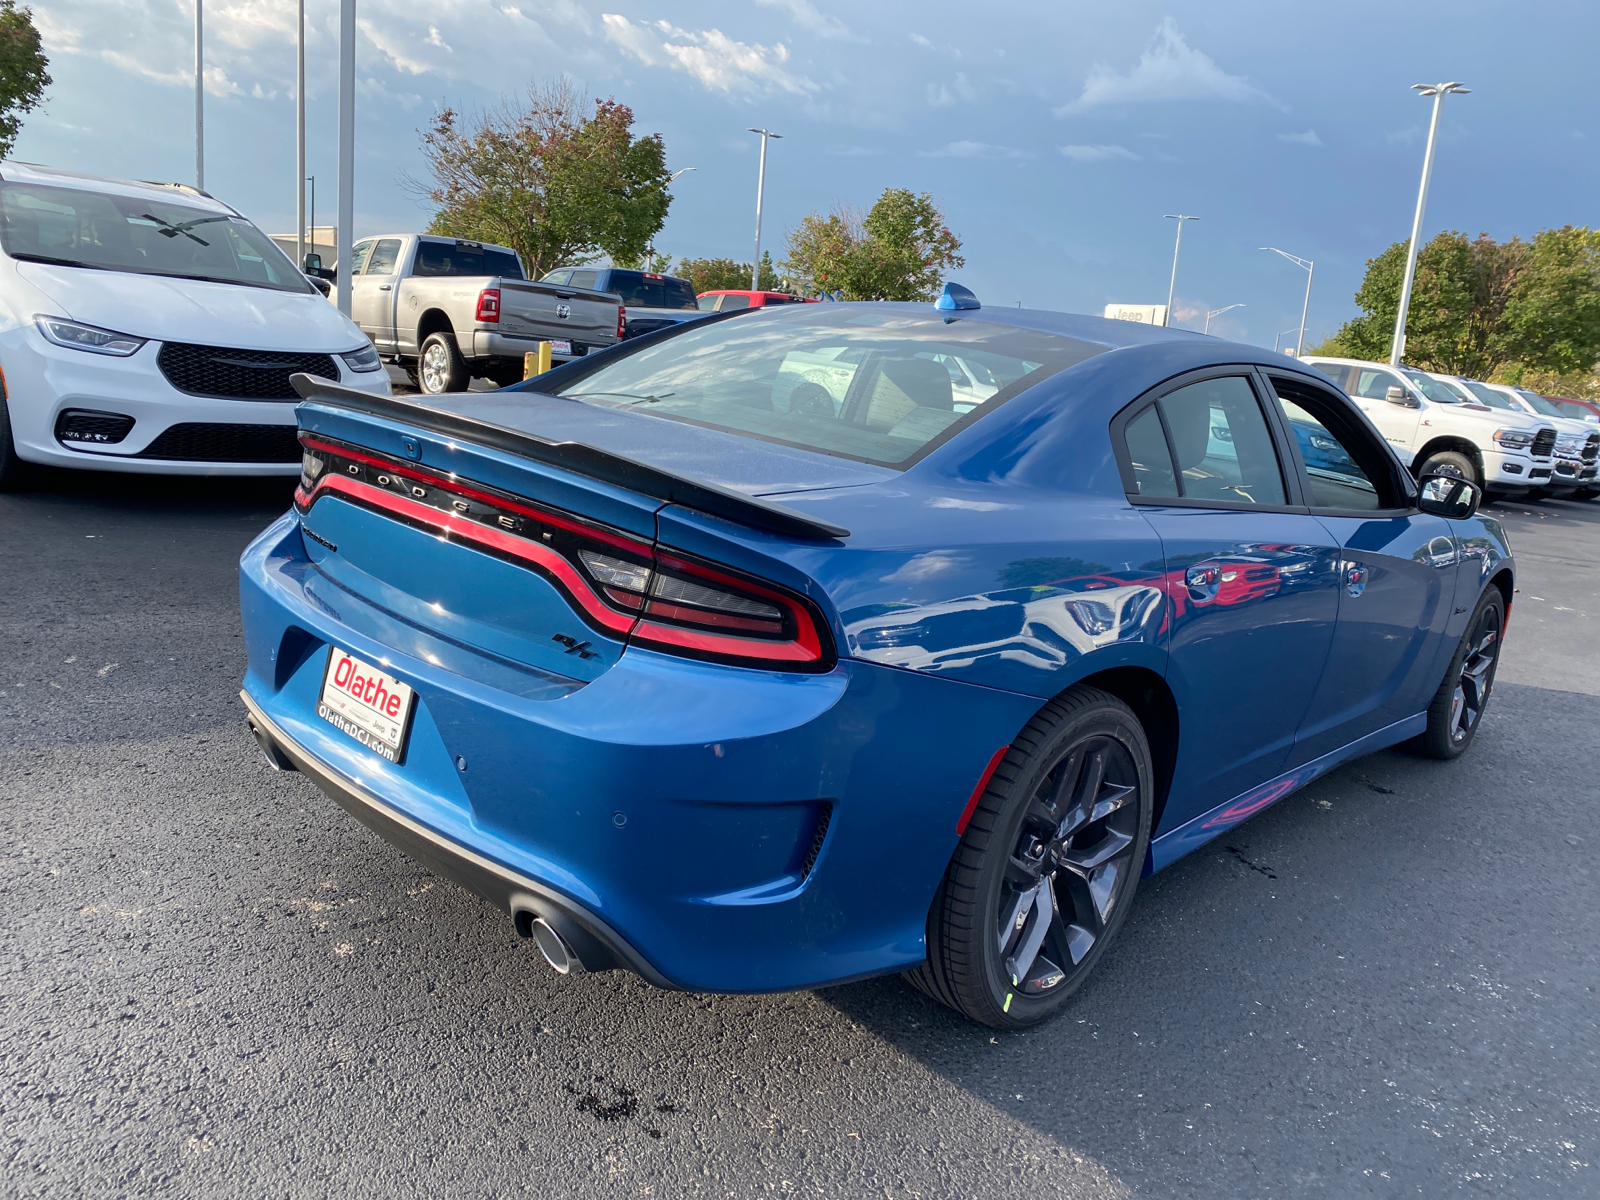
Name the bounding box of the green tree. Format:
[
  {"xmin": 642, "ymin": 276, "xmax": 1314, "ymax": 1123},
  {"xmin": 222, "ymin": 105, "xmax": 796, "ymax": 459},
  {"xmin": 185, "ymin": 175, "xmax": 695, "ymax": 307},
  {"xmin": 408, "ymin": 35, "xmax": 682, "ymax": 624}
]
[
  {"xmin": 0, "ymin": 0, "xmax": 50, "ymax": 158},
  {"xmin": 1503, "ymin": 226, "xmax": 1600, "ymax": 378},
  {"xmin": 783, "ymin": 188, "xmax": 964, "ymax": 301},
  {"xmin": 673, "ymin": 253, "xmax": 782, "ymax": 293},
  {"xmin": 415, "ymin": 80, "xmax": 672, "ymax": 279}
]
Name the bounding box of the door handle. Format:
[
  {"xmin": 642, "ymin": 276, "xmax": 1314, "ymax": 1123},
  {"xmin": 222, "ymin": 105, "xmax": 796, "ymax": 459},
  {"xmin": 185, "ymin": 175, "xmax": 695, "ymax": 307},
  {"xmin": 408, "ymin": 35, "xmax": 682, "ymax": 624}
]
[
  {"xmin": 1344, "ymin": 563, "xmax": 1367, "ymax": 597},
  {"xmin": 378, "ymin": 284, "xmax": 392, "ymax": 291}
]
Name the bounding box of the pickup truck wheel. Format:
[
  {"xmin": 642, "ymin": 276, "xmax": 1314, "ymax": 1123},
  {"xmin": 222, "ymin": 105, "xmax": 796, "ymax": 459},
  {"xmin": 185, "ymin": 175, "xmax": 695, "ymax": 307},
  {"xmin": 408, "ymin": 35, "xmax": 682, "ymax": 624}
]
[
  {"xmin": 1573, "ymin": 487, "xmax": 1598, "ymax": 501},
  {"xmin": 905, "ymin": 686, "xmax": 1153, "ymax": 1028},
  {"xmin": 0, "ymin": 394, "xmax": 35, "ymax": 492},
  {"xmin": 418, "ymin": 333, "xmax": 468, "ymax": 395},
  {"xmin": 1415, "ymin": 586, "xmax": 1504, "ymax": 761},
  {"xmin": 1416, "ymin": 449, "xmax": 1477, "ymax": 488}
]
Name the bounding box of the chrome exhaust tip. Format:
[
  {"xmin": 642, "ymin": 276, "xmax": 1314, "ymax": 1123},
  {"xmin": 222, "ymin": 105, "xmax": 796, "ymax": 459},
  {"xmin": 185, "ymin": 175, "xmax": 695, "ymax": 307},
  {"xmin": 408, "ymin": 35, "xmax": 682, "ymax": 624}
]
[
  {"xmin": 247, "ymin": 716, "xmax": 297, "ymax": 772},
  {"xmin": 529, "ymin": 917, "xmax": 574, "ymax": 974}
]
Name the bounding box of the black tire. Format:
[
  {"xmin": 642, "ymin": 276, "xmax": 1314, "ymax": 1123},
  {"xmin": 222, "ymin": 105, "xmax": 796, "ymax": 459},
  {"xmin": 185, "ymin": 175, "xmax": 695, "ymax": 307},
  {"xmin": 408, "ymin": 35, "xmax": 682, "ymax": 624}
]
[
  {"xmin": 1524, "ymin": 487, "xmax": 1551, "ymax": 502},
  {"xmin": 417, "ymin": 332, "xmax": 469, "ymax": 395},
  {"xmin": 1415, "ymin": 586, "xmax": 1505, "ymax": 760},
  {"xmin": 1417, "ymin": 449, "xmax": 1478, "ymax": 488},
  {"xmin": 905, "ymin": 686, "xmax": 1153, "ymax": 1028},
  {"xmin": 1572, "ymin": 487, "xmax": 1598, "ymax": 502},
  {"xmin": 0, "ymin": 393, "xmax": 35, "ymax": 493}
]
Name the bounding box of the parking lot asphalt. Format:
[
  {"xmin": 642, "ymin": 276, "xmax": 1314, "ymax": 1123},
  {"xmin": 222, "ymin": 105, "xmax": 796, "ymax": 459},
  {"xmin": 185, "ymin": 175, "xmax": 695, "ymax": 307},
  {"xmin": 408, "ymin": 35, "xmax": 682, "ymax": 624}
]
[{"xmin": 2, "ymin": 473, "xmax": 1596, "ymax": 1200}]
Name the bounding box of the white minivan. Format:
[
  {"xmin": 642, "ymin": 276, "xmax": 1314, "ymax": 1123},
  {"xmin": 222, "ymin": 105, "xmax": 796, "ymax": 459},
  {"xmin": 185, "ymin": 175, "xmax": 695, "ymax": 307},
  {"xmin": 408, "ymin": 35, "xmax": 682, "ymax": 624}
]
[{"xmin": 0, "ymin": 162, "xmax": 390, "ymax": 488}]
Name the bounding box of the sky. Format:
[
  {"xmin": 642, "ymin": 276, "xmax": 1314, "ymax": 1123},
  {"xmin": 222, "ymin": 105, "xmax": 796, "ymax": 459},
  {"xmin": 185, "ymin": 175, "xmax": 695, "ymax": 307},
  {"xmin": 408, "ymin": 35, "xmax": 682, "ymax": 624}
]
[{"xmin": 23, "ymin": 0, "xmax": 1600, "ymax": 349}]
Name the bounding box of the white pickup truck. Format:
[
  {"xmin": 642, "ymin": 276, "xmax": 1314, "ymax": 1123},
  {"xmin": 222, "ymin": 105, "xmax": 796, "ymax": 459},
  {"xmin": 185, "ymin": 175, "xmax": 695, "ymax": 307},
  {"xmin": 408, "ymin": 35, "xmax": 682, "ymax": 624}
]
[
  {"xmin": 347, "ymin": 234, "xmax": 624, "ymax": 394},
  {"xmin": 1301, "ymin": 356, "xmax": 1557, "ymax": 499}
]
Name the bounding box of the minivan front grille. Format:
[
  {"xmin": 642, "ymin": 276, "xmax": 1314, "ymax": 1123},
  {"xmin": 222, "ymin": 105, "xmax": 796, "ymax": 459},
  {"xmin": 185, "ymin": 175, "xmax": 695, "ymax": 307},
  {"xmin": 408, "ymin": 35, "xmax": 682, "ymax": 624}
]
[
  {"xmin": 137, "ymin": 422, "xmax": 302, "ymax": 462},
  {"xmin": 1531, "ymin": 428, "xmax": 1557, "ymax": 459},
  {"xmin": 157, "ymin": 342, "xmax": 338, "ymax": 400}
]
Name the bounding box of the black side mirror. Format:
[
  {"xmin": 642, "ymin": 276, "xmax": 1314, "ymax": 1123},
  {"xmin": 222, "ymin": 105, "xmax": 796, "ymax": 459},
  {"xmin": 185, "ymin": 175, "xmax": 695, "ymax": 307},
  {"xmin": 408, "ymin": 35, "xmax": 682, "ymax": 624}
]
[
  {"xmin": 303, "ymin": 252, "xmax": 322, "ymax": 272},
  {"xmin": 1385, "ymin": 385, "xmax": 1417, "ymax": 408},
  {"xmin": 1416, "ymin": 472, "xmax": 1481, "ymax": 519}
]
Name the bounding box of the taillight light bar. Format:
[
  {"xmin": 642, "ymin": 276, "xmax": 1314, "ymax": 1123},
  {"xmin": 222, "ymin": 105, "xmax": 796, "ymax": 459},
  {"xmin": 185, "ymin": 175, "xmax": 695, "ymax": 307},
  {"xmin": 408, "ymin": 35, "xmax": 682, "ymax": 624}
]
[
  {"xmin": 476, "ymin": 288, "xmax": 501, "ymax": 323},
  {"xmin": 617, "ymin": 305, "xmax": 626, "ymax": 340},
  {"xmin": 295, "ymin": 435, "xmax": 835, "ymax": 672}
]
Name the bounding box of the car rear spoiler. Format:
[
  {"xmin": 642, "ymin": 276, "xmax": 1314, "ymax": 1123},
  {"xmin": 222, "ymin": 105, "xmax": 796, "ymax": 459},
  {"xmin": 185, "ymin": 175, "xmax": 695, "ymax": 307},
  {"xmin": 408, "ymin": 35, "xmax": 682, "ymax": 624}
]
[{"xmin": 289, "ymin": 374, "xmax": 850, "ymax": 542}]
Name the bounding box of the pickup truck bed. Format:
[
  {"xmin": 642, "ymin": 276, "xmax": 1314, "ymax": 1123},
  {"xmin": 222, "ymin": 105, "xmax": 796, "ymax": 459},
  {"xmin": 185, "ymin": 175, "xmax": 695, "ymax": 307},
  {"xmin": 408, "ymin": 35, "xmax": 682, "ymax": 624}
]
[{"xmin": 348, "ymin": 234, "xmax": 623, "ymax": 392}]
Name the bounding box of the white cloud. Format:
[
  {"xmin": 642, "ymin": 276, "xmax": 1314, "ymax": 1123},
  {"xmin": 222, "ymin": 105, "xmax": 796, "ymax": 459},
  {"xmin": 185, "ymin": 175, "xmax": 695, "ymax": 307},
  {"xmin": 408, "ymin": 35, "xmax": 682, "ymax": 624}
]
[
  {"xmin": 754, "ymin": 0, "xmax": 856, "ymax": 41},
  {"xmin": 602, "ymin": 14, "xmax": 816, "ymax": 95},
  {"xmin": 1055, "ymin": 18, "xmax": 1277, "ymax": 115},
  {"xmin": 908, "ymin": 31, "xmax": 960, "ymax": 58},
  {"xmin": 33, "ymin": 8, "xmax": 86, "ymax": 54},
  {"xmin": 1058, "ymin": 144, "xmax": 1138, "ymax": 163},
  {"xmin": 425, "ymin": 26, "xmax": 452, "ymax": 52},
  {"xmin": 1278, "ymin": 129, "xmax": 1323, "ymax": 146},
  {"xmin": 922, "ymin": 140, "xmax": 1028, "ymax": 160},
  {"xmin": 358, "ymin": 18, "xmax": 444, "ymax": 76},
  {"xmin": 926, "ymin": 72, "xmax": 977, "ymax": 107}
]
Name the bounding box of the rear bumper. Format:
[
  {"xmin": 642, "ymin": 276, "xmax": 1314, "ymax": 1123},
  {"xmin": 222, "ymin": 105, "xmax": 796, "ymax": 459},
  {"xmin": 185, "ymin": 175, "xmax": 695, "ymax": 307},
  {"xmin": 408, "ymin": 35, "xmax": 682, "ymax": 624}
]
[
  {"xmin": 238, "ymin": 512, "xmax": 1039, "ymax": 992},
  {"xmin": 242, "ymin": 690, "xmax": 672, "ymax": 984},
  {"xmin": 468, "ymin": 330, "xmax": 610, "ymax": 364}
]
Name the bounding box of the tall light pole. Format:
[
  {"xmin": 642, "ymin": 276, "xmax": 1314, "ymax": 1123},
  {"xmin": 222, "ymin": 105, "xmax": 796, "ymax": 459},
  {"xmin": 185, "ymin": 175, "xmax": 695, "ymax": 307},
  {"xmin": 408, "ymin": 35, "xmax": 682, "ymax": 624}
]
[
  {"xmin": 748, "ymin": 128, "xmax": 782, "ymax": 291},
  {"xmin": 295, "ymin": 0, "xmax": 305, "ymax": 267},
  {"xmin": 1274, "ymin": 327, "xmax": 1301, "ymax": 354},
  {"xmin": 1163, "ymin": 214, "xmax": 1198, "ymax": 327},
  {"xmin": 193, "ymin": 0, "xmax": 204, "ymax": 189},
  {"xmin": 1203, "ymin": 303, "xmax": 1244, "ymax": 335},
  {"xmin": 334, "ymin": 0, "xmax": 356, "ymax": 316},
  {"xmin": 1260, "ymin": 247, "xmax": 1314, "ymax": 357},
  {"xmin": 1390, "ymin": 81, "xmax": 1470, "ymax": 365}
]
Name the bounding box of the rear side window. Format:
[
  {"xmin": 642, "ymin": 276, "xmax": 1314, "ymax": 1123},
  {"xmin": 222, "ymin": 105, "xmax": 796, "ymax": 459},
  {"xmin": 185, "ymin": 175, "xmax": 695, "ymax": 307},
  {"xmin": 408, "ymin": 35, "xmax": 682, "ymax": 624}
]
[
  {"xmin": 1306, "ymin": 361, "xmax": 1350, "ymax": 389},
  {"xmin": 1154, "ymin": 377, "xmax": 1286, "ymax": 506},
  {"xmin": 663, "ymin": 278, "xmax": 697, "ymax": 309},
  {"xmin": 718, "ymin": 294, "xmax": 751, "ymax": 311},
  {"xmin": 696, "ymin": 294, "xmax": 720, "ymax": 310},
  {"xmin": 414, "ymin": 240, "xmax": 523, "ymax": 278},
  {"xmin": 569, "ymin": 268, "xmax": 599, "ymax": 290},
  {"xmin": 1123, "ymin": 406, "xmax": 1178, "ymax": 497},
  {"xmin": 541, "ymin": 269, "xmax": 573, "ymax": 285}
]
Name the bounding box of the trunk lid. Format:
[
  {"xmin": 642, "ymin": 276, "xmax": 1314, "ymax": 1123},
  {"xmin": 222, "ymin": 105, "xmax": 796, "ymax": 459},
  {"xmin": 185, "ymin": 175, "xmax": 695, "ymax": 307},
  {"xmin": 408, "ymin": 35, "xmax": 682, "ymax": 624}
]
[{"xmin": 499, "ymin": 279, "xmax": 618, "ymax": 346}]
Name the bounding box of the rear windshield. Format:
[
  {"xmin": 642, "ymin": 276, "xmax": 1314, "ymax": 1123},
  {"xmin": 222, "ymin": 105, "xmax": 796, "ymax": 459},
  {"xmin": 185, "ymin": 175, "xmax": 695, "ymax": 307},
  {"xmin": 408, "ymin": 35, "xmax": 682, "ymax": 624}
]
[
  {"xmin": 550, "ymin": 306, "xmax": 1105, "ymax": 467},
  {"xmin": 607, "ymin": 271, "xmax": 698, "ymax": 309},
  {"xmin": 414, "ymin": 239, "xmax": 524, "ymax": 279},
  {"xmin": 0, "ymin": 180, "xmax": 312, "ymax": 293}
]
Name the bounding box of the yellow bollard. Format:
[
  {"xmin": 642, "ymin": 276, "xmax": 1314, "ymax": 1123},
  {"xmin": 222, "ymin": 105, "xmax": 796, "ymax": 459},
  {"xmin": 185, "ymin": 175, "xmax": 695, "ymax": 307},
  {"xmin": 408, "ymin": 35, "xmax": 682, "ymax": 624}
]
[{"xmin": 523, "ymin": 342, "xmax": 552, "ymax": 380}]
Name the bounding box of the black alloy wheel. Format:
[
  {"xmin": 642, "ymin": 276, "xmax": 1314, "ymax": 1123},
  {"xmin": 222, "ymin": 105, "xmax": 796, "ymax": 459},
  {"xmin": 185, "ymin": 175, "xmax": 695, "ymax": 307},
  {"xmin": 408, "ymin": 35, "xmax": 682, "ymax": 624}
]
[
  {"xmin": 0, "ymin": 394, "xmax": 34, "ymax": 492},
  {"xmin": 907, "ymin": 686, "xmax": 1153, "ymax": 1028},
  {"xmin": 1417, "ymin": 586, "xmax": 1505, "ymax": 760}
]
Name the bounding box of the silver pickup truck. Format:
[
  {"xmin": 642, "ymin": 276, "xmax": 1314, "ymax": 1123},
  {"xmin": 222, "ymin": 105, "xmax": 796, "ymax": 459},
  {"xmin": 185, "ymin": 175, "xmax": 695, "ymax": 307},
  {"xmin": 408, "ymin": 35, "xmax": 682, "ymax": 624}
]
[{"xmin": 347, "ymin": 234, "xmax": 624, "ymax": 394}]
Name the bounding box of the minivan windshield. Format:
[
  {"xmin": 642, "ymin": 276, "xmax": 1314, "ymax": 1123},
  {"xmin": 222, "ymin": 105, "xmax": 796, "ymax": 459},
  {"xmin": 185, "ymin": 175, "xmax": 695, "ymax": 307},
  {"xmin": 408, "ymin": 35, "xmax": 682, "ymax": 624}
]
[
  {"xmin": 0, "ymin": 181, "xmax": 313, "ymax": 293},
  {"xmin": 551, "ymin": 306, "xmax": 1104, "ymax": 467}
]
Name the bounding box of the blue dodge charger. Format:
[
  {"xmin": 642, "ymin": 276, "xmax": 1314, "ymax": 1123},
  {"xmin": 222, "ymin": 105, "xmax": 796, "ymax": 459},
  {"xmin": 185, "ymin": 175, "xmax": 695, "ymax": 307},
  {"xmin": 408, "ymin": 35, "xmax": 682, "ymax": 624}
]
[{"xmin": 239, "ymin": 288, "xmax": 1510, "ymax": 1028}]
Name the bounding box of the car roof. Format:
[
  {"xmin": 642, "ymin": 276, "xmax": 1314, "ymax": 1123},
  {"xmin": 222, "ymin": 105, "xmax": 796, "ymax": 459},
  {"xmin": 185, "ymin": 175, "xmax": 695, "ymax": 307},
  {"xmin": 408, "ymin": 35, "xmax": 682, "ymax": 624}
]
[{"xmin": 0, "ymin": 160, "xmax": 235, "ymax": 214}]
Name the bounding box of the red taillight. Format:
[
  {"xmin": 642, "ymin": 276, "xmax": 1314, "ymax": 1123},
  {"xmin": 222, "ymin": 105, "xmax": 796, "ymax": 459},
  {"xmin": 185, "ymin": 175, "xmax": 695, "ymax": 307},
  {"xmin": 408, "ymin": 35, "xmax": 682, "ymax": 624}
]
[
  {"xmin": 616, "ymin": 304, "xmax": 626, "ymax": 339},
  {"xmin": 476, "ymin": 288, "xmax": 501, "ymax": 323},
  {"xmin": 295, "ymin": 435, "xmax": 835, "ymax": 673}
]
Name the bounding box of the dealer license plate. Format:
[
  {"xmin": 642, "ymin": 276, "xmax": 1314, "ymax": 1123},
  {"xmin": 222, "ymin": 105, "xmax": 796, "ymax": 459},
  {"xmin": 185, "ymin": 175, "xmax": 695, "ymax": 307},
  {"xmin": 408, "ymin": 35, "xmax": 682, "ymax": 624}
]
[
  {"xmin": 550, "ymin": 339, "xmax": 572, "ymax": 356},
  {"xmin": 317, "ymin": 647, "xmax": 415, "ymax": 763}
]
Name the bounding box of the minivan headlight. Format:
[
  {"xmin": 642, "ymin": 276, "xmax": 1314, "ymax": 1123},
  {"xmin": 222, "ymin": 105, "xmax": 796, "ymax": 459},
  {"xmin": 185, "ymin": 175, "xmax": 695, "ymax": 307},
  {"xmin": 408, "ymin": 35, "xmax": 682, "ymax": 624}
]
[
  {"xmin": 1492, "ymin": 429, "xmax": 1533, "ymax": 450},
  {"xmin": 340, "ymin": 344, "xmax": 383, "ymax": 373},
  {"xmin": 35, "ymin": 316, "xmax": 146, "ymax": 357}
]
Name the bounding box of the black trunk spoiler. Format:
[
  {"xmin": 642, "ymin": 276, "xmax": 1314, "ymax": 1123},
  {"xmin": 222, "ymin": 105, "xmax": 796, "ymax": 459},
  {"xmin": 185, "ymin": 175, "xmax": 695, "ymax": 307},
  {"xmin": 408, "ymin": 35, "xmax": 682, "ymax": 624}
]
[{"xmin": 289, "ymin": 374, "xmax": 850, "ymax": 542}]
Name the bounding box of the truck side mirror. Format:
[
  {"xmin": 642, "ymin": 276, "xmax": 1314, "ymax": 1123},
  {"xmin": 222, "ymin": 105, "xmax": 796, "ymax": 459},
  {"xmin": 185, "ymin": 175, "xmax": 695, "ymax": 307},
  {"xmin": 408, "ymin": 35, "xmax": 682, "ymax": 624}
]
[
  {"xmin": 1385, "ymin": 385, "xmax": 1415, "ymax": 407},
  {"xmin": 303, "ymin": 252, "xmax": 322, "ymax": 273},
  {"xmin": 1416, "ymin": 472, "xmax": 1481, "ymax": 520}
]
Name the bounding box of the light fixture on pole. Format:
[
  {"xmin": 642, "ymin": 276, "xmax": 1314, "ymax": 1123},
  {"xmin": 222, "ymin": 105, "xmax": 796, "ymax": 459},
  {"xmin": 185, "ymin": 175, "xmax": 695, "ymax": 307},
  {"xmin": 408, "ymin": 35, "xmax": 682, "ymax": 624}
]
[
  {"xmin": 1390, "ymin": 81, "xmax": 1469, "ymax": 366},
  {"xmin": 748, "ymin": 128, "xmax": 782, "ymax": 291},
  {"xmin": 194, "ymin": 0, "xmax": 204, "ymax": 189},
  {"xmin": 334, "ymin": 0, "xmax": 356, "ymax": 316},
  {"xmin": 1274, "ymin": 326, "xmax": 1301, "ymax": 354},
  {"xmin": 1260, "ymin": 247, "xmax": 1314, "ymax": 357},
  {"xmin": 1203, "ymin": 303, "xmax": 1245, "ymax": 335},
  {"xmin": 1164, "ymin": 214, "xmax": 1198, "ymax": 327},
  {"xmin": 295, "ymin": 0, "xmax": 305, "ymax": 267}
]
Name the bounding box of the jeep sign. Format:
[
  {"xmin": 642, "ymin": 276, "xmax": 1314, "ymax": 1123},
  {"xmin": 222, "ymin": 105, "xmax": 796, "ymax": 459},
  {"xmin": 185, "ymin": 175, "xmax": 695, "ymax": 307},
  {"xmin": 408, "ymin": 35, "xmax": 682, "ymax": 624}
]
[{"xmin": 1104, "ymin": 303, "xmax": 1169, "ymax": 326}]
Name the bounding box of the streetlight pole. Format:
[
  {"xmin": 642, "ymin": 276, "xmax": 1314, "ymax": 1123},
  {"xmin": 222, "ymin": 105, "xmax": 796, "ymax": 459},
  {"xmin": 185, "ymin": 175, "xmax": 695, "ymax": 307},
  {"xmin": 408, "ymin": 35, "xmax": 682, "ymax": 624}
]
[
  {"xmin": 1390, "ymin": 81, "xmax": 1470, "ymax": 366},
  {"xmin": 748, "ymin": 128, "xmax": 782, "ymax": 291},
  {"xmin": 295, "ymin": 0, "xmax": 305, "ymax": 267},
  {"xmin": 1273, "ymin": 327, "xmax": 1301, "ymax": 354},
  {"xmin": 647, "ymin": 168, "xmax": 696, "ymax": 264},
  {"xmin": 1260, "ymin": 247, "xmax": 1315, "ymax": 356},
  {"xmin": 194, "ymin": 0, "xmax": 204, "ymax": 189},
  {"xmin": 1163, "ymin": 214, "xmax": 1198, "ymax": 327},
  {"xmin": 1203, "ymin": 303, "xmax": 1245, "ymax": 335},
  {"xmin": 335, "ymin": 0, "xmax": 355, "ymax": 316}
]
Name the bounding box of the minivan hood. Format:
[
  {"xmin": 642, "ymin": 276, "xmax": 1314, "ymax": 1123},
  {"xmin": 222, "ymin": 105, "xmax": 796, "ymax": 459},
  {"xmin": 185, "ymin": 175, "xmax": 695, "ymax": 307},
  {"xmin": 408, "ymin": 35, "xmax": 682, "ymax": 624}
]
[{"xmin": 17, "ymin": 262, "xmax": 366, "ymax": 351}]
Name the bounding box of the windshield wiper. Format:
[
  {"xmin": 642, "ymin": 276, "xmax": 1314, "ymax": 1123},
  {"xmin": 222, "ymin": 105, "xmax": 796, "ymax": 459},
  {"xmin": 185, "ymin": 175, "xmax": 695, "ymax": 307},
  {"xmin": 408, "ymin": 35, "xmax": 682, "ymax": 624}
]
[
  {"xmin": 571, "ymin": 391, "xmax": 677, "ymax": 405},
  {"xmin": 11, "ymin": 252, "xmax": 104, "ymax": 270},
  {"xmin": 138, "ymin": 212, "xmax": 230, "ymax": 246}
]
